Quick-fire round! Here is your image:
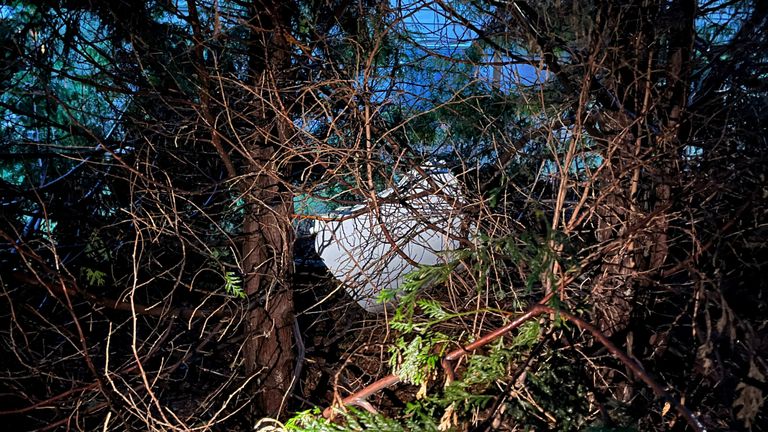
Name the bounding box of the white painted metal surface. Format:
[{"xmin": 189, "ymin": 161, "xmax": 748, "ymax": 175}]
[{"xmin": 313, "ymin": 166, "xmax": 463, "ymax": 312}]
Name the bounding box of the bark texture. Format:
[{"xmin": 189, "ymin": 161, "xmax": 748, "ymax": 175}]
[
  {"xmin": 242, "ymin": 2, "xmax": 296, "ymax": 417},
  {"xmin": 592, "ymin": 0, "xmax": 696, "ymax": 335}
]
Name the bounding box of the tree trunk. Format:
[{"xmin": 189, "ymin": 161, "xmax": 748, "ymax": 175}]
[
  {"xmin": 592, "ymin": 0, "xmax": 656, "ymax": 336},
  {"xmin": 242, "ymin": 2, "xmax": 295, "ymax": 418},
  {"xmin": 242, "ymin": 186, "xmax": 294, "ymax": 416},
  {"xmin": 592, "ymin": 0, "xmax": 695, "ymax": 336}
]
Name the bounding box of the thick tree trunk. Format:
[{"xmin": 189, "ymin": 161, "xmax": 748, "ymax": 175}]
[
  {"xmin": 242, "ymin": 2, "xmax": 295, "ymax": 417},
  {"xmin": 592, "ymin": 1, "xmax": 655, "ymax": 335},
  {"xmin": 592, "ymin": 0, "xmax": 695, "ymax": 336},
  {"xmin": 242, "ymin": 185, "xmax": 294, "ymax": 416},
  {"xmin": 186, "ymin": 0, "xmax": 296, "ymax": 416}
]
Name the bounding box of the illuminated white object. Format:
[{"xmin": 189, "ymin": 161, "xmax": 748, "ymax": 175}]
[{"xmin": 313, "ymin": 167, "xmax": 462, "ymax": 312}]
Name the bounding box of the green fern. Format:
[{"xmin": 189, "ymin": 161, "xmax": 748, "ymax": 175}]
[
  {"xmin": 417, "ymin": 299, "xmax": 450, "ymax": 321},
  {"xmin": 383, "ymin": 263, "xmax": 455, "ymax": 333},
  {"xmin": 223, "ymin": 271, "xmax": 244, "ymax": 298},
  {"xmin": 388, "ymin": 334, "xmax": 445, "ymax": 386},
  {"xmin": 83, "ymin": 267, "xmax": 106, "ymax": 287},
  {"xmin": 84, "ymin": 232, "xmax": 110, "ymax": 262},
  {"xmin": 511, "ymin": 320, "xmax": 540, "ymax": 348},
  {"xmin": 285, "ymin": 407, "xmax": 434, "ymax": 432}
]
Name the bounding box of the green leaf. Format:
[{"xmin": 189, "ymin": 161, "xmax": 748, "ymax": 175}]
[
  {"xmin": 388, "ymin": 334, "xmax": 443, "ymax": 386},
  {"xmin": 417, "ymin": 299, "xmax": 449, "ymax": 320},
  {"xmin": 83, "ymin": 268, "xmax": 106, "ymax": 287},
  {"xmin": 223, "ymin": 271, "xmax": 244, "ymax": 298}
]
